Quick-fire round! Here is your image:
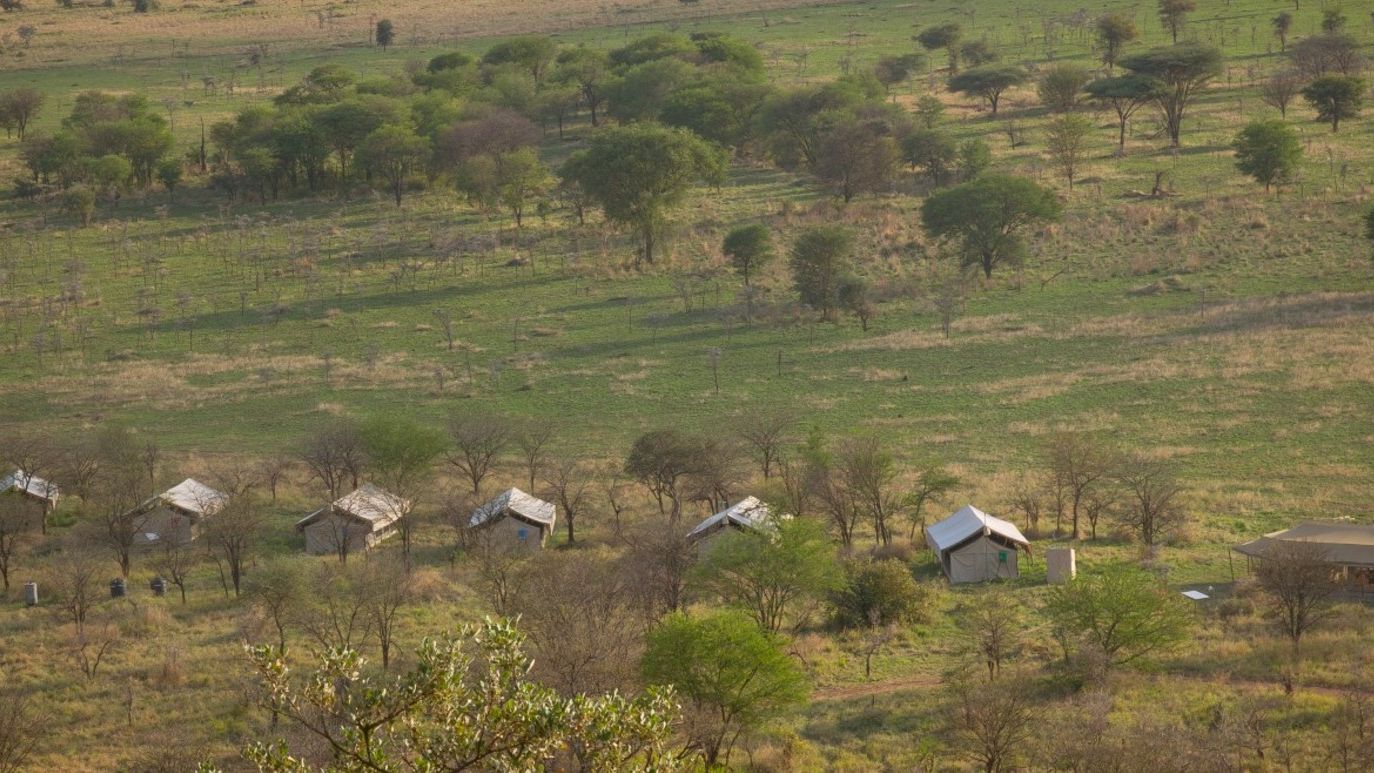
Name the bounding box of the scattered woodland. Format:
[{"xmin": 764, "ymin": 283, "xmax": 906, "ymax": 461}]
[{"xmin": 1, "ymin": 0, "xmax": 1374, "ymax": 769}]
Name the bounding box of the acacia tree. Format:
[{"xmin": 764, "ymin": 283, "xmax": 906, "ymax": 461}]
[
  {"xmin": 623, "ymin": 429, "xmax": 711, "ymax": 523},
  {"xmin": 1086, "ymin": 74, "xmax": 1165, "ymax": 153},
  {"xmin": 542, "ymin": 456, "xmax": 592, "ymax": 544},
  {"xmin": 1045, "ymin": 565, "xmax": 1193, "ymax": 674},
  {"xmin": 1233, "ymin": 120, "xmax": 1302, "ymax": 192},
  {"xmin": 736, "ymin": 409, "xmax": 795, "ymax": 480},
  {"xmin": 562, "ymin": 124, "xmax": 726, "ymax": 267},
  {"xmin": 916, "ymin": 23, "xmax": 963, "ymax": 74},
  {"xmin": 1121, "ymin": 44, "xmax": 1223, "ymax": 147},
  {"xmin": 722, "ymin": 224, "xmax": 774, "ymax": 288},
  {"xmin": 1301, "ymin": 75, "xmax": 1364, "ymax": 132},
  {"xmin": 356, "ymin": 124, "xmax": 428, "ymax": 205},
  {"xmin": 838, "ymin": 437, "xmax": 903, "ymax": 546},
  {"xmin": 1044, "ymin": 114, "xmax": 1094, "ymax": 189},
  {"xmin": 362, "ymin": 416, "xmax": 445, "ymax": 562},
  {"xmin": 641, "ymin": 611, "xmax": 807, "ymax": 768},
  {"xmin": 0, "ymin": 88, "xmax": 44, "ymax": 140},
  {"xmin": 961, "ymin": 589, "xmax": 1024, "ymax": 681},
  {"xmin": 690, "ymin": 518, "xmax": 842, "ymax": 633},
  {"xmin": 921, "ymin": 174, "xmax": 1062, "ymax": 278},
  {"xmin": 1037, "ymin": 63, "xmax": 1091, "ymax": 113},
  {"xmin": 1259, "ymin": 70, "xmax": 1303, "ymax": 118},
  {"xmin": 1096, "ymin": 13, "xmax": 1138, "ymax": 72},
  {"xmin": 299, "ymin": 420, "xmax": 365, "ymax": 502},
  {"xmin": 1272, "ymin": 12, "xmax": 1293, "ymax": 52},
  {"xmin": 949, "ymin": 673, "xmax": 1035, "ymax": 773},
  {"xmin": 1157, "ymin": 0, "xmax": 1196, "ymax": 43},
  {"xmin": 789, "ymin": 225, "xmax": 854, "ymax": 321},
  {"xmin": 1044, "ymin": 432, "xmax": 1116, "ymax": 540},
  {"xmin": 246, "ymin": 619, "xmax": 685, "ymax": 772},
  {"xmin": 813, "ymin": 117, "xmax": 899, "ymax": 202},
  {"xmin": 948, "ymin": 65, "xmax": 1028, "ymax": 116}
]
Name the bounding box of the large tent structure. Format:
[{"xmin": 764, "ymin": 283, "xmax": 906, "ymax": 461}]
[
  {"xmin": 468, "ymin": 487, "xmax": 557, "ymax": 549},
  {"xmin": 296, "ymin": 484, "xmax": 409, "ymax": 556},
  {"xmin": 129, "ymin": 478, "xmax": 228, "ymax": 546},
  {"xmin": 686, "ymin": 496, "xmax": 776, "ymax": 552},
  {"xmin": 1234, "ymin": 522, "xmax": 1374, "ymax": 592},
  {"xmin": 925, "ymin": 505, "xmax": 1031, "ymax": 584}
]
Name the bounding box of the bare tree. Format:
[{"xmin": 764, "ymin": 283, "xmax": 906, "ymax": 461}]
[
  {"xmin": 299, "ymin": 563, "xmax": 373, "ymax": 652},
  {"xmin": 433, "ymin": 308, "xmax": 456, "ymax": 351},
  {"xmin": 150, "ymin": 537, "xmax": 195, "ymax": 603},
  {"xmin": 682, "ymin": 437, "xmax": 747, "ymax": 516},
  {"xmin": 949, "ymin": 673, "xmax": 1034, "ymax": 772},
  {"xmin": 1044, "ymin": 432, "xmax": 1115, "ymax": 540},
  {"xmin": 510, "ymin": 550, "xmax": 642, "ymax": 695},
  {"xmin": 1253, "ymin": 540, "xmax": 1339, "ymax": 692},
  {"xmin": 0, "ymin": 693, "xmax": 42, "ymax": 773},
  {"xmin": 905, "ymin": 464, "xmax": 960, "ymax": 541},
  {"xmin": 1260, "ymin": 70, "xmax": 1303, "ymax": 118},
  {"xmin": 542, "ymin": 456, "xmax": 593, "ymax": 544},
  {"xmin": 620, "ymin": 522, "xmax": 695, "ymax": 622},
  {"xmin": 1114, "ymin": 456, "xmax": 1187, "ymax": 554},
  {"xmin": 446, "ymin": 413, "xmax": 511, "ymax": 495},
  {"xmin": 299, "ymin": 420, "xmax": 365, "ymax": 502},
  {"xmin": 257, "ymin": 455, "xmax": 294, "ymax": 503},
  {"xmin": 1326, "ymin": 690, "xmax": 1374, "ymax": 771},
  {"xmin": 2, "ymin": 430, "xmax": 58, "ymax": 534},
  {"xmin": 838, "ymin": 438, "xmax": 903, "ymax": 546},
  {"xmin": 1005, "ymin": 474, "xmax": 1044, "ymax": 536},
  {"xmin": 514, "ymin": 421, "xmax": 558, "ymax": 493},
  {"xmin": 90, "ymin": 462, "xmax": 148, "ymax": 578},
  {"xmin": 203, "ymin": 477, "xmax": 264, "ymax": 598},
  {"xmin": 246, "ymin": 558, "xmax": 306, "ymax": 656},
  {"xmin": 47, "ymin": 545, "xmax": 104, "ymax": 636},
  {"xmin": 961, "ymin": 589, "xmax": 1024, "ymax": 681},
  {"xmin": 70, "ymin": 620, "xmax": 119, "ymax": 680},
  {"xmin": 0, "ymin": 498, "xmax": 32, "ymax": 591},
  {"xmin": 737, "ymin": 410, "xmax": 796, "ymax": 480},
  {"xmin": 460, "ymin": 522, "xmax": 528, "ymax": 617},
  {"xmin": 360, "ymin": 556, "xmax": 412, "ymax": 670}
]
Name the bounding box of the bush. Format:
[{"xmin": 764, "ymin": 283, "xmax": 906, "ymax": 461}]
[{"xmin": 830, "ymin": 559, "xmax": 931, "ymax": 629}]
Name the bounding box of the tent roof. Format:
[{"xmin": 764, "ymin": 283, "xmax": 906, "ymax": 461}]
[
  {"xmin": 925, "ymin": 504, "xmax": 1029, "ymax": 554},
  {"xmin": 687, "ymin": 496, "xmax": 772, "ymax": 539},
  {"xmin": 297, "ymin": 483, "xmax": 409, "ymax": 530},
  {"xmin": 158, "ymin": 478, "xmax": 227, "ymax": 516},
  {"xmin": 469, "ymin": 487, "xmax": 556, "ymax": 529},
  {"xmin": 1234, "ymin": 522, "xmax": 1374, "ymax": 566},
  {"xmin": 0, "ymin": 469, "xmax": 59, "ymax": 504}
]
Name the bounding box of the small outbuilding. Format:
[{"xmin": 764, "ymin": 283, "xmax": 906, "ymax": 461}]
[
  {"xmin": 925, "ymin": 504, "xmax": 1031, "ymax": 584},
  {"xmin": 686, "ymin": 496, "xmax": 774, "ymax": 551},
  {"xmin": 1234, "ymin": 522, "xmax": 1374, "ymax": 592},
  {"xmin": 0, "ymin": 468, "xmax": 60, "ymax": 522},
  {"xmin": 131, "ymin": 478, "xmax": 228, "ymax": 546},
  {"xmin": 468, "ymin": 488, "xmax": 556, "ymax": 550},
  {"xmin": 297, "ymin": 484, "xmax": 409, "ymax": 556}
]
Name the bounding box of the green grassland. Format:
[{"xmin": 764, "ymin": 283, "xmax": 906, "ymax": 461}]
[{"xmin": 1, "ymin": 0, "xmax": 1374, "ymax": 768}]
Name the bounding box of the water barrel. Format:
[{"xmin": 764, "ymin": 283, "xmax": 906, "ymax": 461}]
[
  {"xmin": 150, "ymin": 577, "xmax": 166, "ymax": 597},
  {"xmin": 23, "ymin": 581, "xmax": 37, "ymax": 607},
  {"xmin": 110, "ymin": 578, "xmax": 126, "ymax": 598}
]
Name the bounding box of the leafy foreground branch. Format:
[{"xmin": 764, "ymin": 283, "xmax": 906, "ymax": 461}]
[{"xmin": 234, "ymin": 618, "xmax": 687, "ymax": 772}]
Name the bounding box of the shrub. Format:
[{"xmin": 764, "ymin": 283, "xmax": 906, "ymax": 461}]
[{"xmin": 830, "ymin": 559, "xmax": 931, "ymax": 629}]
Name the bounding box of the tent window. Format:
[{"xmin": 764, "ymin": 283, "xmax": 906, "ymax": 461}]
[
  {"xmin": 517, "ymin": 528, "xmax": 529, "ymax": 541},
  {"xmin": 998, "ymin": 551, "xmax": 1008, "ymax": 564}
]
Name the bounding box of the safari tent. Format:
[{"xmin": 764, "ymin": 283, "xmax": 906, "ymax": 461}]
[
  {"xmin": 925, "ymin": 504, "xmax": 1031, "ymax": 584},
  {"xmin": 686, "ymin": 496, "xmax": 774, "ymax": 551},
  {"xmin": 130, "ymin": 478, "xmax": 228, "ymax": 547},
  {"xmin": 0, "ymin": 468, "xmax": 60, "ymax": 522},
  {"xmin": 296, "ymin": 484, "xmax": 408, "ymax": 556},
  {"xmin": 1234, "ymin": 522, "xmax": 1374, "ymax": 592},
  {"xmin": 468, "ymin": 487, "xmax": 556, "ymax": 550}
]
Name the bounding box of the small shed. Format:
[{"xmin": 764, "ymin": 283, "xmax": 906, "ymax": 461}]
[
  {"xmin": 686, "ymin": 496, "xmax": 774, "ymax": 551},
  {"xmin": 925, "ymin": 504, "xmax": 1031, "ymax": 584},
  {"xmin": 1234, "ymin": 522, "xmax": 1374, "ymax": 592},
  {"xmin": 297, "ymin": 484, "xmax": 409, "ymax": 556},
  {"xmin": 0, "ymin": 468, "xmax": 60, "ymax": 522},
  {"xmin": 468, "ymin": 488, "xmax": 556, "ymax": 550},
  {"xmin": 131, "ymin": 478, "xmax": 228, "ymax": 546}
]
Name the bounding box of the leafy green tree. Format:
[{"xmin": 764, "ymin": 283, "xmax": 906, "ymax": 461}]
[
  {"xmin": 1301, "ymin": 75, "xmax": 1364, "ymax": 132},
  {"xmin": 1037, "ymin": 63, "xmax": 1090, "ymax": 113},
  {"xmin": 553, "ymin": 47, "xmax": 612, "ymax": 126},
  {"xmin": 956, "ymin": 138, "xmax": 992, "ymax": 182},
  {"xmin": 156, "ymin": 158, "xmax": 182, "ymax": 203},
  {"xmin": 921, "ymin": 174, "xmax": 1062, "ymax": 278},
  {"xmin": 789, "ymin": 225, "xmax": 854, "ymax": 320},
  {"xmin": 873, "ymin": 53, "xmax": 925, "ymax": 97},
  {"xmin": 1232, "ymin": 120, "xmax": 1302, "ymax": 192},
  {"xmin": 482, "ymin": 35, "xmax": 559, "ymax": 85},
  {"xmin": 313, "ymin": 96, "xmax": 402, "ymax": 180},
  {"xmin": 948, "ymin": 65, "xmax": 1028, "ymax": 116},
  {"xmin": 916, "ymin": 23, "xmax": 963, "ymax": 73},
  {"xmin": 902, "ymin": 128, "xmax": 958, "ymax": 185},
  {"xmin": 562, "ymin": 124, "xmax": 726, "ymax": 267},
  {"xmin": 63, "ymin": 185, "xmax": 96, "ymax": 226},
  {"xmin": 248, "ymin": 619, "xmax": 686, "ymax": 771},
  {"xmin": 374, "ymin": 18, "xmax": 394, "ymax": 50},
  {"xmin": 1121, "ymin": 44, "xmax": 1223, "ymax": 147},
  {"xmin": 1272, "ymin": 11, "xmax": 1293, "ymax": 52},
  {"xmin": 1157, "ymin": 0, "xmax": 1196, "ymax": 43},
  {"xmin": 275, "ymin": 64, "xmax": 357, "ymax": 106},
  {"xmin": 915, "ymin": 94, "xmax": 946, "ymax": 128},
  {"xmin": 0, "ymin": 88, "xmax": 44, "ymax": 140},
  {"xmin": 1085, "ymin": 74, "xmax": 1166, "ymax": 152},
  {"xmin": 1044, "ymin": 565, "xmax": 1193, "ymax": 672},
  {"xmin": 1321, "ymin": 8, "xmax": 1347, "ymax": 33},
  {"xmin": 1044, "ymin": 114, "xmax": 1094, "ymax": 189},
  {"xmin": 360, "ymin": 416, "xmax": 445, "ymax": 561},
  {"xmin": 609, "ymin": 32, "xmax": 694, "ymax": 68},
  {"xmin": 642, "ymin": 611, "xmax": 808, "ymax": 767},
  {"xmin": 1096, "ymin": 12, "xmax": 1138, "ymax": 72},
  {"xmin": 830, "ymin": 559, "xmax": 931, "ymax": 629},
  {"xmin": 660, "ymin": 80, "xmax": 772, "ymax": 149},
  {"xmin": 356, "ymin": 124, "xmax": 429, "ymax": 205},
  {"xmin": 959, "ymin": 40, "xmax": 999, "ymax": 68},
  {"xmin": 813, "ymin": 116, "xmax": 900, "ymax": 202},
  {"xmin": 722, "ymin": 223, "xmax": 774, "ymax": 286},
  {"xmin": 691, "ymin": 517, "xmax": 842, "ymax": 632},
  {"xmin": 837, "ymin": 275, "xmax": 875, "ymax": 331}
]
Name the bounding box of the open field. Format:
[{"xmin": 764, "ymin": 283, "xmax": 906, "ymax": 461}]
[{"xmin": 1, "ymin": 0, "xmax": 1374, "ymax": 768}]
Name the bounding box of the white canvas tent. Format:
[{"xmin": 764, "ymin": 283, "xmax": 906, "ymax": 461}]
[
  {"xmin": 925, "ymin": 504, "xmax": 1031, "ymax": 584},
  {"xmin": 468, "ymin": 487, "xmax": 556, "ymax": 549},
  {"xmin": 297, "ymin": 484, "xmax": 409, "ymax": 556},
  {"xmin": 686, "ymin": 496, "xmax": 774, "ymax": 543},
  {"xmin": 130, "ymin": 478, "xmax": 228, "ymax": 546},
  {"xmin": 0, "ymin": 468, "xmax": 59, "ymax": 510}
]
